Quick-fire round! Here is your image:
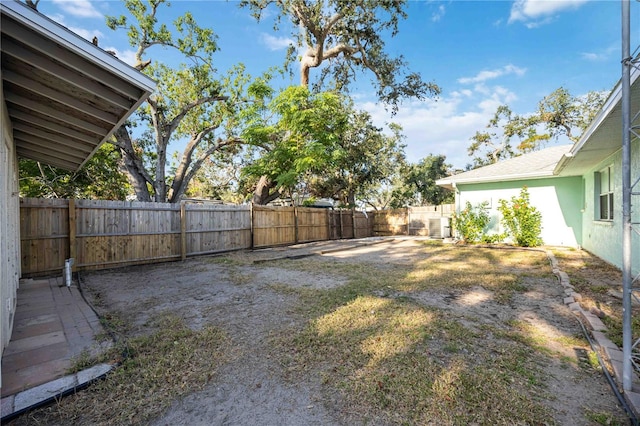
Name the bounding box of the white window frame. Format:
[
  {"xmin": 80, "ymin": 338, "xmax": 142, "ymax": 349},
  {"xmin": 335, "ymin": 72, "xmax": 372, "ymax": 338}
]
[{"xmin": 596, "ymin": 166, "xmax": 614, "ymax": 221}]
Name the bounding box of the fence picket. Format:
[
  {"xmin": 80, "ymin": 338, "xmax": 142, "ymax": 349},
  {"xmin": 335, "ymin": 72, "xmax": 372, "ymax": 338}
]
[{"xmin": 19, "ymin": 198, "xmax": 452, "ymax": 275}]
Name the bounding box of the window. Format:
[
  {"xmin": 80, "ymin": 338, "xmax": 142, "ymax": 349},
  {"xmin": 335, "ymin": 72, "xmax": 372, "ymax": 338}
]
[{"xmin": 596, "ymin": 166, "xmax": 614, "ymax": 221}]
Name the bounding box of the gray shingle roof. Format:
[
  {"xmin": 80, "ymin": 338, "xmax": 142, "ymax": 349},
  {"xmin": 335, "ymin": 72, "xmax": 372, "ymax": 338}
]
[{"xmin": 436, "ymin": 144, "xmax": 573, "ymax": 189}]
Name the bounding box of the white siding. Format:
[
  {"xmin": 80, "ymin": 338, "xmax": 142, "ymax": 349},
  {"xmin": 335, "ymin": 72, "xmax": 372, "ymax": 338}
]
[{"xmin": 0, "ymin": 74, "xmax": 20, "ymax": 385}]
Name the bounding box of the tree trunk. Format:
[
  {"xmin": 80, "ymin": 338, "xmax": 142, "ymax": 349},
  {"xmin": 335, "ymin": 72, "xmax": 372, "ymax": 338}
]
[
  {"xmin": 112, "ymin": 128, "xmax": 152, "ymax": 202},
  {"xmin": 347, "ymin": 191, "xmax": 356, "ymax": 208},
  {"xmin": 120, "ymin": 154, "xmax": 151, "ymax": 201},
  {"xmin": 252, "ymin": 175, "xmax": 281, "ymax": 205}
]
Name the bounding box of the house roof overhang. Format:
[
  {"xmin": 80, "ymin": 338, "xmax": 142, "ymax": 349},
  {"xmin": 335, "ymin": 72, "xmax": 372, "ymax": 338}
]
[
  {"xmin": 554, "ymin": 63, "xmax": 640, "ymax": 176},
  {"xmin": 435, "ymin": 144, "xmax": 572, "ymax": 190},
  {"xmin": 436, "ymin": 171, "xmax": 556, "ymax": 191},
  {"xmin": 0, "ymin": 0, "xmax": 156, "ymax": 172}
]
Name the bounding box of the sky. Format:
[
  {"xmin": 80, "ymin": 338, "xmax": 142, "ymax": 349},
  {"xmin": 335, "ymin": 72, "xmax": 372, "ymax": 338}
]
[{"xmin": 35, "ymin": 0, "xmax": 640, "ymax": 169}]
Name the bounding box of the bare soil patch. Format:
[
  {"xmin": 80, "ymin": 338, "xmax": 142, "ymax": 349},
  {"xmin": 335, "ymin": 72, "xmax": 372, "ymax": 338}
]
[{"xmin": 12, "ymin": 238, "xmax": 630, "ymax": 425}]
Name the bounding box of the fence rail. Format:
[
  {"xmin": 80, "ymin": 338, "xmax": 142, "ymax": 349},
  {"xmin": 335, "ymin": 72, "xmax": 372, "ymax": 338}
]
[{"xmin": 19, "ymin": 198, "xmax": 452, "ymax": 276}]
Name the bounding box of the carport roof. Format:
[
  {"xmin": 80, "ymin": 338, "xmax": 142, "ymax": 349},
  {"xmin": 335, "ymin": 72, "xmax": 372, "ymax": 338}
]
[{"xmin": 0, "ymin": 0, "xmax": 155, "ymax": 171}]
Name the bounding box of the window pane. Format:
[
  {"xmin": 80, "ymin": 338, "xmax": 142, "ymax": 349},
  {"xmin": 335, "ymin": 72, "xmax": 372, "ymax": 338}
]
[
  {"xmin": 599, "ymin": 195, "xmax": 608, "ymax": 220},
  {"xmin": 608, "ymin": 193, "xmax": 614, "ymax": 220},
  {"xmin": 600, "ymin": 169, "xmax": 609, "ymax": 194}
]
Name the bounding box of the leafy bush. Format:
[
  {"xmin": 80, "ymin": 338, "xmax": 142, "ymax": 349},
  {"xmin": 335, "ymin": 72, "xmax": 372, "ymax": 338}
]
[
  {"xmin": 481, "ymin": 233, "xmax": 506, "ymax": 244},
  {"xmin": 497, "ymin": 187, "xmax": 543, "ymax": 247},
  {"xmin": 452, "ymin": 201, "xmax": 490, "ymax": 243}
]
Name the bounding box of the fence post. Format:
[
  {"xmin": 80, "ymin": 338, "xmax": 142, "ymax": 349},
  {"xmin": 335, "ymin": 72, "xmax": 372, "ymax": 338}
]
[
  {"xmin": 405, "ymin": 207, "xmax": 410, "ymax": 236},
  {"xmin": 180, "ymin": 201, "xmax": 187, "ymax": 261},
  {"xmin": 68, "ymin": 199, "xmax": 76, "ymax": 271},
  {"xmin": 352, "ymin": 208, "xmax": 357, "ymax": 239},
  {"xmin": 250, "ymin": 203, "xmax": 254, "ymax": 249},
  {"xmin": 326, "ymin": 209, "xmax": 331, "ymax": 241},
  {"xmin": 294, "ymin": 207, "xmax": 299, "ymax": 243}
]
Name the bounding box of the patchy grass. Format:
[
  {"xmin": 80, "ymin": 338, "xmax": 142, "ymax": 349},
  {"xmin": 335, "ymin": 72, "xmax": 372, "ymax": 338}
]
[
  {"xmin": 278, "ymin": 295, "xmax": 552, "ymax": 424},
  {"xmin": 267, "ymin": 245, "xmax": 601, "ymax": 424},
  {"xmin": 551, "ymin": 247, "xmax": 640, "ymax": 348},
  {"xmin": 14, "ymin": 243, "xmax": 627, "ymax": 425},
  {"xmin": 585, "ymin": 409, "xmax": 627, "ymax": 426},
  {"xmin": 15, "ymin": 314, "xmax": 228, "ymax": 426}
]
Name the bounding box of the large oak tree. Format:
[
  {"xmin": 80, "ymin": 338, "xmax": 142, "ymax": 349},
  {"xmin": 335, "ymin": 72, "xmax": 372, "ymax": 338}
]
[
  {"xmin": 468, "ymin": 87, "xmax": 610, "ymax": 168},
  {"xmin": 308, "ymin": 113, "xmax": 406, "ymax": 207},
  {"xmin": 107, "ymin": 0, "xmax": 260, "ymax": 202},
  {"xmin": 241, "ymin": 86, "xmax": 349, "ymax": 204},
  {"xmin": 241, "ymin": 0, "xmax": 440, "ymax": 204},
  {"xmin": 241, "ymin": 0, "xmax": 440, "ymax": 109}
]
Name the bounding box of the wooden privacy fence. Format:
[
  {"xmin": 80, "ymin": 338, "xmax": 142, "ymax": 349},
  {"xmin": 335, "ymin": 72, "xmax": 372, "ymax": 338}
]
[
  {"xmin": 20, "ymin": 198, "xmax": 251, "ymax": 275},
  {"xmin": 20, "ymin": 199, "xmax": 374, "ymax": 275},
  {"xmin": 19, "ymin": 198, "xmax": 452, "ymax": 276},
  {"xmin": 249, "ymin": 206, "xmax": 371, "ymax": 248},
  {"xmin": 372, "ymin": 205, "xmax": 453, "ymax": 237}
]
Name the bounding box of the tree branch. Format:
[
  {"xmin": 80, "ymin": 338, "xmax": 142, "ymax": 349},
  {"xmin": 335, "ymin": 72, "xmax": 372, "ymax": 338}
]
[
  {"xmin": 165, "ymin": 94, "xmax": 229, "ymax": 137},
  {"xmin": 169, "ymin": 135, "xmax": 242, "ymax": 202}
]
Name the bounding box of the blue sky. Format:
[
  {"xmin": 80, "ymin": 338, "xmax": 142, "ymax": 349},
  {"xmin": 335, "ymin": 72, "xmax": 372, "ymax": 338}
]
[{"xmin": 37, "ymin": 0, "xmax": 640, "ymax": 168}]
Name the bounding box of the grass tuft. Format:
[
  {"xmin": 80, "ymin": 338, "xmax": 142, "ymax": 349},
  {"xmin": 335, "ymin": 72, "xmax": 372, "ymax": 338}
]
[{"xmin": 16, "ymin": 313, "xmax": 227, "ymax": 426}]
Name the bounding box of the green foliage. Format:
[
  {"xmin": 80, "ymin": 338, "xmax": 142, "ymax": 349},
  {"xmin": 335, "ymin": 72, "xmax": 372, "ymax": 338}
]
[
  {"xmin": 239, "ymin": 0, "xmax": 439, "ymax": 113},
  {"xmin": 106, "ymin": 0, "xmax": 218, "ymax": 67},
  {"xmin": 467, "ymin": 88, "xmax": 609, "ymax": 169},
  {"xmin": 241, "ymin": 86, "xmax": 349, "ymax": 201},
  {"xmin": 467, "ymin": 105, "xmax": 527, "ymax": 168},
  {"xmin": 497, "ymin": 187, "xmax": 543, "ymax": 247},
  {"xmin": 19, "ymin": 144, "xmax": 131, "ymax": 200},
  {"xmin": 107, "ymin": 0, "xmax": 259, "ymax": 203},
  {"xmin": 390, "ymin": 154, "xmax": 454, "ymax": 208},
  {"xmin": 452, "ymin": 201, "xmax": 490, "ymax": 243},
  {"xmin": 481, "ymin": 233, "xmax": 506, "ymax": 244},
  {"xmin": 536, "ymin": 87, "xmax": 609, "ymax": 142},
  {"xmin": 309, "ymin": 112, "xmax": 407, "ymax": 207}
]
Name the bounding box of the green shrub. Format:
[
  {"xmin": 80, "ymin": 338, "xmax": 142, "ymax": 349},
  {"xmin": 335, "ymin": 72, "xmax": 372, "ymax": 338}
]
[
  {"xmin": 452, "ymin": 201, "xmax": 490, "ymax": 243},
  {"xmin": 497, "ymin": 187, "xmax": 543, "ymax": 247},
  {"xmin": 481, "ymin": 233, "xmax": 506, "ymax": 244}
]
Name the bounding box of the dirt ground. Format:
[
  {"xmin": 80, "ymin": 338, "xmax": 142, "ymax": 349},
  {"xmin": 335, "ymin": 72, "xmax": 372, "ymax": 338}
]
[{"xmin": 79, "ymin": 237, "xmax": 629, "ymax": 425}]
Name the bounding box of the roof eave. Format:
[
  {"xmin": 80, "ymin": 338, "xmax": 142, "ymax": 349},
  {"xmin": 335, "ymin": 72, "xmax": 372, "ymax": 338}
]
[
  {"xmin": 0, "ymin": 1, "xmax": 156, "ymax": 94},
  {"xmin": 555, "ymin": 61, "xmax": 640, "ymax": 175},
  {"xmin": 436, "ymin": 170, "xmax": 556, "ymax": 189}
]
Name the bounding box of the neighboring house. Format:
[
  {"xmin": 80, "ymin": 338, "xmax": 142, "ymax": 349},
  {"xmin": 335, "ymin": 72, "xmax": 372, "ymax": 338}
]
[
  {"xmin": 437, "ymin": 69, "xmax": 640, "ymax": 276},
  {"xmin": 0, "ymin": 0, "xmax": 155, "ymax": 385}
]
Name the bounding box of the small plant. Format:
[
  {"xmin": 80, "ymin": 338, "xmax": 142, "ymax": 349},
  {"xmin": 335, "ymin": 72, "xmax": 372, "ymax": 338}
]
[
  {"xmin": 497, "ymin": 187, "xmax": 543, "ymax": 247},
  {"xmin": 452, "ymin": 201, "xmax": 490, "ymax": 243},
  {"xmin": 481, "ymin": 233, "xmax": 506, "ymax": 244}
]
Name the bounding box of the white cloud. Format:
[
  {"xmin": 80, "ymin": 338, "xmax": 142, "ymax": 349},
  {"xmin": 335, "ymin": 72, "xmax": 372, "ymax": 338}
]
[
  {"xmin": 458, "ymin": 64, "xmax": 527, "ymax": 85},
  {"xmin": 523, "ymin": 16, "xmax": 554, "ymax": 29},
  {"xmin": 52, "ymin": 0, "xmax": 102, "ymax": 18},
  {"xmin": 451, "ymin": 89, "xmax": 473, "ymax": 98},
  {"xmin": 357, "ymin": 84, "xmax": 519, "ymax": 168},
  {"xmin": 509, "ymin": 0, "xmax": 588, "ymax": 27},
  {"xmin": 432, "ymin": 5, "xmax": 446, "ymax": 22},
  {"xmin": 581, "ymin": 43, "xmax": 618, "ymax": 62},
  {"xmin": 260, "ymin": 33, "xmax": 294, "ymax": 51},
  {"xmin": 104, "ymin": 47, "xmax": 138, "ymax": 67},
  {"xmin": 69, "ymin": 27, "xmax": 103, "ymax": 42},
  {"xmin": 47, "ymin": 12, "xmax": 103, "ymax": 43}
]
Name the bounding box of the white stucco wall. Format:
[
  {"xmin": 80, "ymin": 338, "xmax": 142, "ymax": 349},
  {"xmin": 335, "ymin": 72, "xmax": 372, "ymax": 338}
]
[
  {"xmin": 455, "ymin": 177, "xmax": 583, "ymax": 247},
  {"xmin": 1, "ymin": 74, "xmax": 21, "ymax": 385},
  {"xmin": 581, "ymin": 141, "xmax": 640, "ymax": 276}
]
